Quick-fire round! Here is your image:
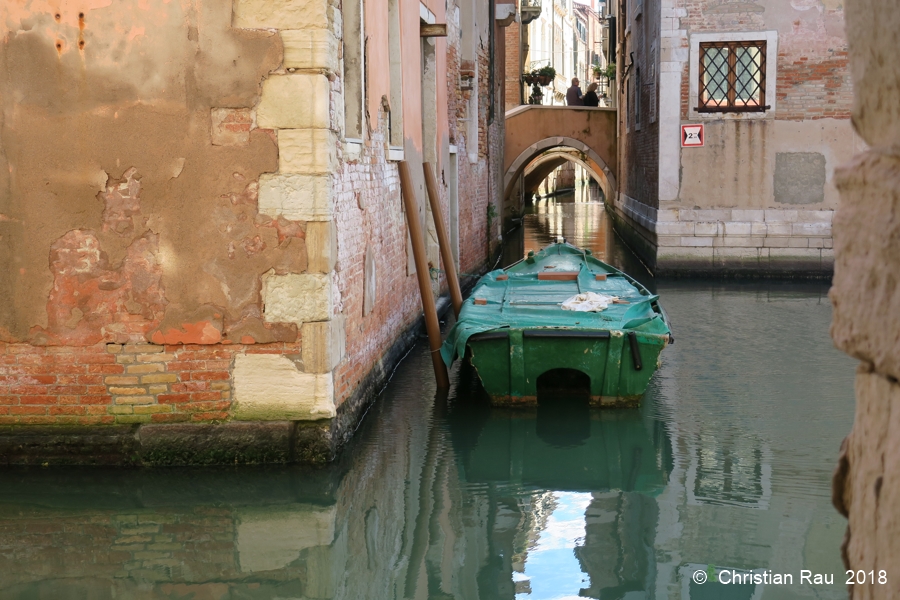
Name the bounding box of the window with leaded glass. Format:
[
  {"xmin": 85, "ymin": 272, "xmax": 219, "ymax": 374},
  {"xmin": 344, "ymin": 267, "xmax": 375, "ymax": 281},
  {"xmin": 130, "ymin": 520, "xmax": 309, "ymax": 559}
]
[{"xmin": 699, "ymin": 41, "xmax": 767, "ymax": 112}]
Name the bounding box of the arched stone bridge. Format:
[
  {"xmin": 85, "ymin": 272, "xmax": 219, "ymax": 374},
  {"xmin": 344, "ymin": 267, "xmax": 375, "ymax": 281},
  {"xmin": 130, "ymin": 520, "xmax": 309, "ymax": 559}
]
[{"xmin": 503, "ymin": 105, "xmax": 617, "ymax": 201}]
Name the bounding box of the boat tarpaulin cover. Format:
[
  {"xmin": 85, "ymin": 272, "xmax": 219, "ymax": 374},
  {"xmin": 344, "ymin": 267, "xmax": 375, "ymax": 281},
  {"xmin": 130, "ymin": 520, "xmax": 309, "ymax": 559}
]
[{"xmin": 441, "ymin": 256, "xmax": 670, "ymax": 367}]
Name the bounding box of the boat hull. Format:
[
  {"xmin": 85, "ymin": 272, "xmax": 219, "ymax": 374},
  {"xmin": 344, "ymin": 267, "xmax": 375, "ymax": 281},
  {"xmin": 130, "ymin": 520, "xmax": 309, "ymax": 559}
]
[{"xmin": 467, "ymin": 328, "xmax": 668, "ymax": 406}]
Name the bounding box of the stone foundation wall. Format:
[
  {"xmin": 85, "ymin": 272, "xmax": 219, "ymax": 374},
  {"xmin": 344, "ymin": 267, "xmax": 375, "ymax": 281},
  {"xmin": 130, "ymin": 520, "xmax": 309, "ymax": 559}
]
[{"xmin": 611, "ymin": 193, "xmax": 834, "ymax": 276}]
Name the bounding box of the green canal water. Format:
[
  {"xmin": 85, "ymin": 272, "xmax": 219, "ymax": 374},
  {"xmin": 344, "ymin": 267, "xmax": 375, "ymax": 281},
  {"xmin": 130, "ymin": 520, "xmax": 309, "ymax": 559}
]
[{"xmin": 0, "ymin": 191, "xmax": 856, "ymax": 599}]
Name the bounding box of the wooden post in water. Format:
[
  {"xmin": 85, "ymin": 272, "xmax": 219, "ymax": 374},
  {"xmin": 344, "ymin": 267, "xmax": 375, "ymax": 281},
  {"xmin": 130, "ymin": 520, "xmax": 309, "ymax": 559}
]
[
  {"xmin": 398, "ymin": 161, "xmax": 450, "ymax": 389},
  {"xmin": 422, "ymin": 162, "xmax": 463, "ymax": 319}
]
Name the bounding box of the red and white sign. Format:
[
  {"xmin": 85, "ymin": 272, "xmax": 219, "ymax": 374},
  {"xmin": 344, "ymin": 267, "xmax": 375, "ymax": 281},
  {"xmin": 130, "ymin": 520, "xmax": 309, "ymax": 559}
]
[{"xmin": 681, "ymin": 124, "xmax": 704, "ymax": 147}]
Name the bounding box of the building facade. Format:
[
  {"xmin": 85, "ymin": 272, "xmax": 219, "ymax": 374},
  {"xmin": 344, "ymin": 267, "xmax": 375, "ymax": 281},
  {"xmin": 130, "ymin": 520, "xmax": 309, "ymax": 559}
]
[
  {"xmin": 0, "ymin": 0, "xmax": 510, "ymax": 463},
  {"xmin": 506, "ymin": 0, "xmax": 608, "ymax": 110},
  {"xmin": 611, "ymin": 0, "xmax": 857, "ymax": 276}
]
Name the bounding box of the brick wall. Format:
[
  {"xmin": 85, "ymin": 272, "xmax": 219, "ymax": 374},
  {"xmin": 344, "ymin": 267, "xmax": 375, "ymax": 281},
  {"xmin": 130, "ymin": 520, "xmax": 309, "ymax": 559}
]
[
  {"xmin": 0, "ymin": 342, "xmax": 309, "ymax": 426},
  {"xmin": 620, "ymin": 0, "xmax": 661, "ymax": 208},
  {"xmin": 677, "ymin": 1, "xmax": 852, "ymax": 121},
  {"xmin": 505, "ymin": 21, "xmax": 522, "ymax": 110}
]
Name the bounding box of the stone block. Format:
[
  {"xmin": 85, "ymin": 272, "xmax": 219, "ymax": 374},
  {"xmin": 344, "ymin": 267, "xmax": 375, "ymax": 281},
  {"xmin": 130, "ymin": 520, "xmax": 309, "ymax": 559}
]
[
  {"xmin": 656, "ymin": 209, "xmax": 679, "ymax": 221},
  {"xmin": 769, "ymin": 248, "xmax": 821, "ymax": 260},
  {"xmin": 808, "ymin": 237, "xmax": 826, "ymax": 248},
  {"xmin": 655, "ymin": 221, "xmax": 694, "ymax": 235},
  {"xmin": 262, "ymin": 271, "xmax": 332, "ymax": 326},
  {"xmin": 655, "ymin": 235, "xmax": 682, "ymax": 247},
  {"xmin": 233, "ymin": 0, "xmax": 329, "ymax": 30},
  {"xmin": 792, "ymin": 221, "xmax": 832, "ymax": 237},
  {"xmin": 232, "ymin": 354, "xmax": 335, "ymax": 420},
  {"xmin": 237, "ymin": 504, "xmax": 336, "ymax": 573},
  {"xmin": 797, "ymin": 209, "xmax": 834, "ymax": 223},
  {"xmin": 694, "ymin": 221, "xmax": 720, "ymax": 236},
  {"xmin": 301, "ymin": 316, "xmax": 345, "ymax": 374},
  {"xmin": 723, "ymin": 236, "xmax": 764, "ymax": 247},
  {"xmin": 789, "ymin": 237, "xmax": 811, "ymax": 248},
  {"xmin": 305, "ymin": 220, "xmax": 337, "ymax": 273},
  {"xmin": 750, "ymin": 222, "xmax": 768, "ymax": 236},
  {"xmin": 258, "ymin": 174, "xmax": 332, "ymax": 221},
  {"xmin": 714, "ymin": 247, "xmax": 760, "ymax": 260},
  {"xmin": 279, "ymin": 129, "xmax": 337, "ymax": 174},
  {"xmin": 723, "ymin": 221, "xmax": 752, "ymax": 236},
  {"xmin": 774, "ymin": 152, "xmax": 826, "ymax": 205},
  {"xmin": 680, "ymin": 236, "xmax": 713, "ymax": 247},
  {"xmin": 764, "ymin": 209, "xmax": 799, "ymax": 222},
  {"xmin": 731, "ymin": 209, "xmax": 765, "ymax": 222},
  {"xmin": 282, "ymin": 29, "xmax": 338, "ymax": 73},
  {"xmin": 257, "ymin": 75, "xmax": 330, "ymax": 130},
  {"xmin": 763, "ymin": 237, "xmax": 790, "ymax": 248},
  {"xmin": 697, "ymin": 209, "xmax": 729, "ymax": 221},
  {"xmin": 765, "ymin": 222, "xmax": 793, "ymax": 236}
]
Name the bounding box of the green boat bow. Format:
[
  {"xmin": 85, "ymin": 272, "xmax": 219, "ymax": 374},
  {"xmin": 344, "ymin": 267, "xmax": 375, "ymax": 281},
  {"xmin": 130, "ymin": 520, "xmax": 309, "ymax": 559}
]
[{"xmin": 441, "ymin": 243, "xmax": 672, "ymax": 406}]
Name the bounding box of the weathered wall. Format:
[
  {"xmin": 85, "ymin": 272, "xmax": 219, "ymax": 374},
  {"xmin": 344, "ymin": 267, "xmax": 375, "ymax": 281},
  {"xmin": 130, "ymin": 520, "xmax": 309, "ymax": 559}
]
[
  {"xmin": 612, "ymin": 0, "xmax": 858, "ymax": 276},
  {"xmin": 0, "ymin": 0, "xmax": 505, "ymax": 463},
  {"xmin": 830, "ymin": 0, "xmax": 900, "ymax": 589}
]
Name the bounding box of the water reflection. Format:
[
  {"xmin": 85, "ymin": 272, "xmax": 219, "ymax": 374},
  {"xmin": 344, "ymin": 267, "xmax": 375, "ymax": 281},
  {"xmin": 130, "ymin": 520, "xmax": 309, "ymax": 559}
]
[{"xmin": 0, "ymin": 195, "xmax": 856, "ymax": 599}]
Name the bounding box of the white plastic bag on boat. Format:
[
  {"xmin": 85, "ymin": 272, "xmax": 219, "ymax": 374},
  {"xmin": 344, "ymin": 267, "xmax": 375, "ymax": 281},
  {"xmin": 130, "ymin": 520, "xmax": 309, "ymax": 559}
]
[{"xmin": 560, "ymin": 292, "xmax": 618, "ymax": 312}]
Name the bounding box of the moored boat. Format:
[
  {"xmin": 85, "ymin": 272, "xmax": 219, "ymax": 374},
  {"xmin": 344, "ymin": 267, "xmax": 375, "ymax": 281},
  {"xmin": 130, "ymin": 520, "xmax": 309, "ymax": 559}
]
[{"xmin": 441, "ymin": 242, "xmax": 672, "ymax": 406}]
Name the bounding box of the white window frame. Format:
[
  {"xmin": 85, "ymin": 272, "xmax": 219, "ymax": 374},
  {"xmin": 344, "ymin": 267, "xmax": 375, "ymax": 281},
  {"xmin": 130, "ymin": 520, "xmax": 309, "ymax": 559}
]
[{"xmin": 688, "ymin": 30, "xmax": 778, "ymax": 120}]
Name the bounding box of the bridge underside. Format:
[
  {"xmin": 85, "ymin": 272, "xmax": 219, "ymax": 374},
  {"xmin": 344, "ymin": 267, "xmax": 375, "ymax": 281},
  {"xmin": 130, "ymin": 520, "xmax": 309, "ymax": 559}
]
[{"xmin": 503, "ymin": 106, "xmax": 617, "ymax": 209}]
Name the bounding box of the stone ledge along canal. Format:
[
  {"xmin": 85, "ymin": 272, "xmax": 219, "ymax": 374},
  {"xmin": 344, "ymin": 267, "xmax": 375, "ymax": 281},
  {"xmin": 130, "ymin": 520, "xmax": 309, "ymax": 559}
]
[{"xmin": 0, "ymin": 189, "xmax": 856, "ymax": 599}]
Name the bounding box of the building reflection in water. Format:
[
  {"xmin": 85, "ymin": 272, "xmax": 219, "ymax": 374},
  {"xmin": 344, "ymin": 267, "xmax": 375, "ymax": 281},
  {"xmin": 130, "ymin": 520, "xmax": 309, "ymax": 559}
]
[{"xmin": 0, "ymin": 192, "xmax": 853, "ymax": 600}]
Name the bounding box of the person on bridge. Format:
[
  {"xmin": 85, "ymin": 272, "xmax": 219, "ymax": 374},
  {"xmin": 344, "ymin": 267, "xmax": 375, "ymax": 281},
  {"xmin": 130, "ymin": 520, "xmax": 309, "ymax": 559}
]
[
  {"xmin": 566, "ymin": 78, "xmax": 583, "ymax": 106},
  {"xmin": 583, "ymin": 82, "xmax": 600, "ymax": 107}
]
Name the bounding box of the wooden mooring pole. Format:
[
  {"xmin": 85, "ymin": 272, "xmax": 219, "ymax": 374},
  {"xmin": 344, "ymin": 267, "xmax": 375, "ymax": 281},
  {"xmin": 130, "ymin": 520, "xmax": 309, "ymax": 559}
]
[
  {"xmin": 398, "ymin": 161, "xmax": 450, "ymax": 389},
  {"xmin": 422, "ymin": 162, "xmax": 463, "ymax": 319}
]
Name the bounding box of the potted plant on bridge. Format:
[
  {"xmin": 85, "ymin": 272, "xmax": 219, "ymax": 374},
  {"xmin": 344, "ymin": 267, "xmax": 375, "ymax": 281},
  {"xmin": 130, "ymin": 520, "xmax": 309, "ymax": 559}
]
[{"xmin": 536, "ymin": 65, "xmax": 556, "ymax": 86}]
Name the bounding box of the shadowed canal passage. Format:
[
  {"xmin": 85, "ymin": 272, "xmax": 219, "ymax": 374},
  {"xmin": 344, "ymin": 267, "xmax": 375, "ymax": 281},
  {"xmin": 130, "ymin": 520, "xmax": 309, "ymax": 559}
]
[{"xmin": 0, "ymin": 189, "xmax": 856, "ymax": 599}]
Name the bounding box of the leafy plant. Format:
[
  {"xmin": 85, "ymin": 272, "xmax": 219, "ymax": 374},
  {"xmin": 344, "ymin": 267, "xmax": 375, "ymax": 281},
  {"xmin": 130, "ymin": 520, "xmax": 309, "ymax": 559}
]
[
  {"xmin": 605, "ymin": 62, "xmax": 616, "ymax": 80},
  {"xmin": 537, "ymin": 65, "xmax": 557, "ymax": 79}
]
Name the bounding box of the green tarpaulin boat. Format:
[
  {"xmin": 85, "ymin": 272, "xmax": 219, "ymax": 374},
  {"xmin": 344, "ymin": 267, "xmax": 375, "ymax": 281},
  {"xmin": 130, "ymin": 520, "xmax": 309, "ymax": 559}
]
[{"xmin": 441, "ymin": 243, "xmax": 672, "ymax": 406}]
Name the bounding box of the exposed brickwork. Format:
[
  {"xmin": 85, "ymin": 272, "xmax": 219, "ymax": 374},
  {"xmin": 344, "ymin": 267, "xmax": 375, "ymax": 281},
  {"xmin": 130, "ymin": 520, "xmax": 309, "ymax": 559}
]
[
  {"xmin": 621, "ymin": 5, "xmax": 661, "ymax": 208},
  {"xmin": 505, "ymin": 21, "xmax": 522, "ymax": 110},
  {"xmin": 0, "ymin": 341, "xmax": 302, "ymax": 426},
  {"xmin": 676, "ymin": 2, "xmax": 852, "ymax": 121}
]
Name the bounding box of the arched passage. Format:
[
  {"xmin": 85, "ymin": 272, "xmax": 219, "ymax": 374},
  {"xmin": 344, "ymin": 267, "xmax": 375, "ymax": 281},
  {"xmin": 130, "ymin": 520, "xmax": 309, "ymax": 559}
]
[
  {"xmin": 503, "ymin": 137, "xmax": 616, "ymax": 209},
  {"xmin": 523, "ymin": 149, "xmax": 610, "ymax": 200},
  {"xmin": 503, "ymin": 105, "xmax": 617, "ymax": 202}
]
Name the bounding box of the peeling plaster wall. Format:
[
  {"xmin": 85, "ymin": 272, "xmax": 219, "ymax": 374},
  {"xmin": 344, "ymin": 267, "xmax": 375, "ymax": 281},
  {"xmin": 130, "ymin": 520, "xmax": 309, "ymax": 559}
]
[
  {"xmin": 0, "ymin": 0, "xmax": 503, "ymax": 462},
  {"xmin": 0, "ymin": 0, "xmax": 290, "ymax": 345}
]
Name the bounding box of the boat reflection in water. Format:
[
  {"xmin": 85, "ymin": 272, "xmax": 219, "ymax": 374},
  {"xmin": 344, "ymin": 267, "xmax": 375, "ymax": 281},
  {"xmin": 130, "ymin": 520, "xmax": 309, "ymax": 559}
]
[{"xmin": 448, "ymin": 364, "xmax": 672, "ymax": 599}]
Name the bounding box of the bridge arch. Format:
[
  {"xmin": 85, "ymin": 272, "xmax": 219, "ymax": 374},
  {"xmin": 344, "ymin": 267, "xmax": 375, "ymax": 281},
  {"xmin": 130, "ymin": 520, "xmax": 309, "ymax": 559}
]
[
  {"xmin": 503, "ymin": 106, "xmax": 618, "ymax": 204},
  {"xmin": 522, "ymin": 148, "xmax": 612, "ymax": 200}
]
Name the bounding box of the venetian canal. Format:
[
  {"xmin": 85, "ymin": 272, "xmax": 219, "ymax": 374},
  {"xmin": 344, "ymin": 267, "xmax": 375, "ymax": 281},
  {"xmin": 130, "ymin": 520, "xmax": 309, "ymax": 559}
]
[{"xmin": 0, "ymin": 187, "xmax": 855, "ymax": 600}]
